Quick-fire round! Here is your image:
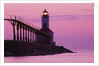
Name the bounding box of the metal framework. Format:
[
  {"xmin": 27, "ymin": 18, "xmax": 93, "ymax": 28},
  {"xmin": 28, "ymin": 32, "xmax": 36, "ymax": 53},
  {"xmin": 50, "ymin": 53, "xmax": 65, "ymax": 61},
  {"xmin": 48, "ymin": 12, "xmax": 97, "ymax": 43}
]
[{"xmin": 4, "ymin": 16, "xmax": 50, "ymax": 43}]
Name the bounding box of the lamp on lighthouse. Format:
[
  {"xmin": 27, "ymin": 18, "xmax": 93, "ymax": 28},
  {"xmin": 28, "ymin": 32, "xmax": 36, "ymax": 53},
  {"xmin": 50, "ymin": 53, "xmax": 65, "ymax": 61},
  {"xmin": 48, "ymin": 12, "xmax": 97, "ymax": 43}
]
[
  {"xmin": 42, "ymin": 9, "xmax": 49, "ymax": 17},
  {"xmin": 43, "ymin": 12, "xmax": 48, "ymax": 15}
]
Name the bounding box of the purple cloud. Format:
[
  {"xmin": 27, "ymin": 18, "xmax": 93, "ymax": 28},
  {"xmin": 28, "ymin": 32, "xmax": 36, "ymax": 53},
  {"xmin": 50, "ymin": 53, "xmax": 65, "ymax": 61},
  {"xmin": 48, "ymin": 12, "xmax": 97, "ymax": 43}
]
[
  {"xmin": 80, "ymin": 9, "xmax": 94, "ymax": 11},
  {"xmin": 19, "ymin": 14, "xmax": 94, "ymax": 23},
  {"xmin": 50, "ymin": 15, "xmax": 94, "ymax": 21},
  {"xmin": 28, "ymin": 19, "xmax": 41, "ymax": 22}
]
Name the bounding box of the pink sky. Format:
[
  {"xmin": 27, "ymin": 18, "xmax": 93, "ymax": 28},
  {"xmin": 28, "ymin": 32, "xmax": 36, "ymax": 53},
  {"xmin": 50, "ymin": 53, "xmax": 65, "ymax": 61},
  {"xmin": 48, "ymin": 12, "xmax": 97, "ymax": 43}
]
[{"xmin": 4, "ymin": 3, "xmax": 94, "ymax": 51}]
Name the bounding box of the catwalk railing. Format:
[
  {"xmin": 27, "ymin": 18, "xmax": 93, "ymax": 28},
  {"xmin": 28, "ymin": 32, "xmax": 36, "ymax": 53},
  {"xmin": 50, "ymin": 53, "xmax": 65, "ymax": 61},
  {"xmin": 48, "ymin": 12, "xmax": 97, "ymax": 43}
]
[{"xmin": 4, "ymin": 15, "xmax": 50, "ymax": 43}]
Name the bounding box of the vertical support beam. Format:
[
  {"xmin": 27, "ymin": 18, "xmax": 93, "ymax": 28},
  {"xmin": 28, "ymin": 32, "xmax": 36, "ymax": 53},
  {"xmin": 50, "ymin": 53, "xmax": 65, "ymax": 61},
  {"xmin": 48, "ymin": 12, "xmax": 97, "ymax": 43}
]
[
  {"xmin": 35, "ymin": 31, "xmax": 36, "ymax": 42},
  {"xmin": 28, "ymin": 27, "xmax": 29, "ymax": 43},
  {"xmin": 13, "ymin": 21, "xmax": 16, "ymax": 40},
  {"xmin": 30, "ymin": 29, "xmax": 32, "ymax": 43},
  {"xmin": 25, "ymin": 26, "xmax": 27, "ymax": 42},
  {"xmin": 17, "ymin": 23, "xmax": 19, "ymax": 41},
  {"xmin": 23, "ymin": 25, "xmax": 24, "ymax": 41},
  {"xmin": 35, "ymin": 33, "xmax": 38, "ymax": 43},
  {"xmin": 33, "ymin": 30, "xmax": 34, "ymax": 43},
  {"xmin": 20, "ymin": 24, "xmax": 22, "ymax": 41}
]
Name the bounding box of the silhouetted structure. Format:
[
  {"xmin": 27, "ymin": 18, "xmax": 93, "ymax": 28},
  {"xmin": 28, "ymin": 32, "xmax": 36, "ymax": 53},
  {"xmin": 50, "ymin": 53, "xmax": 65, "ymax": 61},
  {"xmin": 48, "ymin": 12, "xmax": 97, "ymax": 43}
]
[
  {"xmin": 4, "ymin": 16, "xmax": 50, "ymax": 44},
  {"xmin": 4, "ymin": 9, "xmax": 73, "ymax": 56}
]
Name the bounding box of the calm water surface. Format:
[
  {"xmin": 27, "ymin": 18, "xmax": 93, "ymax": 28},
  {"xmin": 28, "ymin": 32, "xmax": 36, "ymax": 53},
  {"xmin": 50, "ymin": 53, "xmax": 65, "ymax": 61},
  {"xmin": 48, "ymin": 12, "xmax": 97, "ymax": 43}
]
[{"xmin": 4, "ymin": 50, "xmax": 94, "ymax": 63}]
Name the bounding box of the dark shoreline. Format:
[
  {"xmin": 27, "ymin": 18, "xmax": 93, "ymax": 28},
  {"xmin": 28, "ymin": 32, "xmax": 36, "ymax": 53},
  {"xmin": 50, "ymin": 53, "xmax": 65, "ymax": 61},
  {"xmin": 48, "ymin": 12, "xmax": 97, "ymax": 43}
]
[{"xmin": 4, "ymin": 40, "xmax": 74, "ymax": 57}]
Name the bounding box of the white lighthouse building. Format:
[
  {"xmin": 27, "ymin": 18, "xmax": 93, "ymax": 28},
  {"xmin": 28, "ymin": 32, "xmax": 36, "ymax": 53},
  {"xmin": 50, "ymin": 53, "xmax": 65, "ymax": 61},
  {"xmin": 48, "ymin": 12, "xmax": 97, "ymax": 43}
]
[{"xmin": 37, "ymin": 9, "xmax": 54, "ymax": 44}]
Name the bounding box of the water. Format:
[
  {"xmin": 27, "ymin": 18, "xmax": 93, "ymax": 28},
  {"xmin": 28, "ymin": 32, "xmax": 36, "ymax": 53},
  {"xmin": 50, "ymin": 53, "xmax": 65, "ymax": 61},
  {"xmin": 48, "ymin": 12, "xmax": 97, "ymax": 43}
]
[{"xmin": 4, "ymin": 50, "xmax": 94, "ymax": 63}]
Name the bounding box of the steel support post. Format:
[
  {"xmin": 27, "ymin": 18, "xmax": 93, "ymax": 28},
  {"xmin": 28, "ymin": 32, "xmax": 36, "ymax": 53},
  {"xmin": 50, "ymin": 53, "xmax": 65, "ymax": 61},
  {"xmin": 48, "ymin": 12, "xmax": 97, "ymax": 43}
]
[
  {"xmin": 17, "ymin": 23, "xmax": 19, "ymax": 41},
  {"xmin": 23, "ymin": 25, "xmax": 24, "ymax": 41},
  {"xmin": 25, "ymin": 27, "xmax": 27, "ymax": 42},
  {"xmin": 28, "ymin": 27, "xmax": 29, "ymax": 43},
  {"xmin": 13, "ymin": 21, "xmax": 16, "ymax": 40},
  {"xmin": 20, "ymin": 24, "xmax": 22, "ymax": 41}
]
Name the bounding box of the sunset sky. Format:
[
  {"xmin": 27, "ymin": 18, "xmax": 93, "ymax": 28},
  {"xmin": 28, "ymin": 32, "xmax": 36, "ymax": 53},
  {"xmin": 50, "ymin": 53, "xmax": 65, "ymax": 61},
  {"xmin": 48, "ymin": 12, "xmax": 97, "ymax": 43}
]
[{"xmin": 4, "ymin": 3, "xmax": 94, "ymax": 51}]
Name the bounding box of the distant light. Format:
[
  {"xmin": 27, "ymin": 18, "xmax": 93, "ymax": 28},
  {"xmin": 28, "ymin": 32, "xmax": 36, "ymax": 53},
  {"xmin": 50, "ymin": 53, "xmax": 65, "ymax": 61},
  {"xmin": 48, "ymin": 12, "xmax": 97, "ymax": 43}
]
[{"xmin": 43, "ymin": 12, "xmax": 48, "ymax": 15}]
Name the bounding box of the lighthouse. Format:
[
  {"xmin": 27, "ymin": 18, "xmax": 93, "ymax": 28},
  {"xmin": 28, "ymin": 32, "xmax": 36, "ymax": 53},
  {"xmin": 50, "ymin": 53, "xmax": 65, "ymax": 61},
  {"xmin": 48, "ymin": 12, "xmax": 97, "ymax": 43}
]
[
  {"xmin": 40, "ymin": 9, "xmax": 54, "ymax": 44},
  {"xmin": 42, "ymin": 9, "xmax": 49, "ymax": 28}
]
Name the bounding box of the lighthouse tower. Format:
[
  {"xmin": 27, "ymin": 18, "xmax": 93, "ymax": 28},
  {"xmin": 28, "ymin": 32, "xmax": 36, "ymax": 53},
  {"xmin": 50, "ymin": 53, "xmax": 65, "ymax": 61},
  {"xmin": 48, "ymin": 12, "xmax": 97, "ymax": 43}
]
[
  {"xmin": 40, "ymin": 9, "xmax": 54, "ymax": 44},
  {"xmin": 42, "ymin": 9, "xmax": 49, "ymax": 28}
]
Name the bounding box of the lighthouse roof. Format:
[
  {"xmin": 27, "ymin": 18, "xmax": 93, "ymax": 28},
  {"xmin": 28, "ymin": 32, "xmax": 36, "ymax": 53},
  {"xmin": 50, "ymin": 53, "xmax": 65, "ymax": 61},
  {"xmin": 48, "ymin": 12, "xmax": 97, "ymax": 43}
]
[
  {"xmin": 40, "ymin": 28, "xmax": 53, "ymax": 33},
  {"xmin": 43, "ymin": 9, "xmax": 48, "ymax": 13}
]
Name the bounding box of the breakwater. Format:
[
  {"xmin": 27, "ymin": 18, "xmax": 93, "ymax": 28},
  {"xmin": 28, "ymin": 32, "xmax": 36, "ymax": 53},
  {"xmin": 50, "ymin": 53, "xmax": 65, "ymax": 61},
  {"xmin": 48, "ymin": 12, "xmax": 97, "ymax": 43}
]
[{"xmin": 4, "ymin": 40, "xmax": 73, "ymax": 56}]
